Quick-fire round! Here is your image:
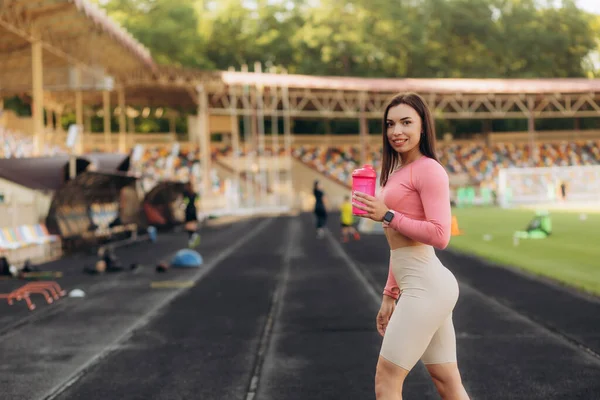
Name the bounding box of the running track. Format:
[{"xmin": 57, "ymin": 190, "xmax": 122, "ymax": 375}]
[{"xmin": 1, "ymin": 213, "xmax": 599, "ymax": 400}]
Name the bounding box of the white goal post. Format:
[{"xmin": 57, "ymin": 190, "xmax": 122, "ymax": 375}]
[{"xmin": 497, "ymin": 165, "xmax": 600, "ymax": 208}]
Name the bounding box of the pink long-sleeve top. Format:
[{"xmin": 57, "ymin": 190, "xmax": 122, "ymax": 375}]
[{"xmin": 379, "ymin": 156, "xmax": 451, "ymax": 299}]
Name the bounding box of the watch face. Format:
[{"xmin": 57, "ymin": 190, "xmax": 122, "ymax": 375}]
[{"xmin": 384, "ymin": 211, "xmax": 394, "ymax": 222}]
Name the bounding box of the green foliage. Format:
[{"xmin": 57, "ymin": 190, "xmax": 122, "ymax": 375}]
[
  {"xmin": 93, "ymin": 0, "xmax": 599, "ymax": 79},
  {"xmin": 3, "ymin": 96, "xmax": 31, "ymax": 116},
  {"xmin": 96, "ymin": 0, "xmax": 212, "ymax": 68}
]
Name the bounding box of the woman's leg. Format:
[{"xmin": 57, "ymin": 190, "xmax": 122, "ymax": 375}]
[
  {"xmin": 425, "ymin": 362, "xmax": 469, "ymax": 400},
  {"xmin": 378, "ymin": 250, "xmax": 462, "ymax": 399},
  {"xmin": 422, "ymin": 314, "xmax": 469, "ymax": 400},
  {"xmin": 378, "ymin": 295, "xmax": 442, "ymax": 399},
  {"xmin": 375, "ymin": 356, "xmax": 409, "ymax": 400}
]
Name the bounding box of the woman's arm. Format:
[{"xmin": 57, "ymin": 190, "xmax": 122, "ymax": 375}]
[
  {"xmin": 387, "ymin": 162, "xmax": 451, "ymax": 249},
  {"xmin": 383, "ymin": 258, "xmax": 400, "ymax": 299}
]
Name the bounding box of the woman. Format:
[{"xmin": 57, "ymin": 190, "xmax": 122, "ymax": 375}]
[
  {"xmin": 313, "ymin": 180, "xmax": 328, "ymax": 238},
  {"xmin": 353, "ymin": 93, "xmax": 470, "ymax": 400}
]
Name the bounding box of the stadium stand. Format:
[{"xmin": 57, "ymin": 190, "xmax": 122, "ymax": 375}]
[
  {"xmin": 0, "ymin": 126, "xmax": 65, "ymax": 158},
  {"xmin": 0, "ymin": 224, "xmax": 61, "ymax": 265},
  {"xmin": 289, "ymin": 140, "xmax": 600, "ymax": 189},
  {"xmin": 89, "ymin": 138, "xmax": 600, "ymax": 211}
]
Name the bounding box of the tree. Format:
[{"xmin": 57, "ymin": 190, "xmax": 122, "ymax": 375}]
[
  {"xmin": 94, "ymin": 0, "xmax": 212, "ymax": 68},
  {"xmin": 91, "ymin": 0, "xmax": 598, "ymax": 78}
]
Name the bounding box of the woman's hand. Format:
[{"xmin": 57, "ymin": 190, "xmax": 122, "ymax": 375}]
[
  {"xmin": 376, "ymin": 295, "xmax": 396, "ymax": 337},
  {"xmin": 352, "ymin": 192, "xmax": 388, "ymax": 222}
]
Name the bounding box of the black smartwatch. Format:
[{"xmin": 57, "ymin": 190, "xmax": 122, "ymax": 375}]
[{"xmin": 383, "ymin": 210, "xmax": 395, "ymax": 226}]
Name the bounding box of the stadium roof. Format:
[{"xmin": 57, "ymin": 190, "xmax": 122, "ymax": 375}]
[
  {"xmin": 218, "ymin": 72, "xmax": 600, "ymax": 94},
  {"xmin": 113, "ymin": 65, "xmax": 600, "ymax": 95},
  {"xmin": 48, "ymin": 67, "xmax": 596, "ymax": 113},
  {"xmin": 0, "ymin": 0, "xmax": 155, "ymax": 94}
]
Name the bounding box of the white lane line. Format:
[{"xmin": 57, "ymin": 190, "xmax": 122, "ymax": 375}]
[
  {"xmin": 445, "ymin": 248, "xmax": 600, "ymax": 305},
  {"xmin": 457, "ymin": 282, "xmax": 600, "ymax": 364},
  {"xmin": 43, "ymin": 218, "xmax": 274, "ymax": 400},
  {"xmin": 245, "ymin": 217, "xmax": 299, "ymax": 400},
  {"xmin": 325, "ymin": 229, "xmax": 382, "ymax": 304},
  {"xmin": 327, "ymin": 230, "xmax": 600, "ymax": 365}
]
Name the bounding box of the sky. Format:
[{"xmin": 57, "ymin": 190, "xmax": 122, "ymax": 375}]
[{"xmin": 577, "ymin": 0, "xmax": 600, "ymax": 14}]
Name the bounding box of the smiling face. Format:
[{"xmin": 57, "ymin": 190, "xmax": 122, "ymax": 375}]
[
  {"xmin": 385, "ymin": 103, "xmax": 423, "ymax": 157},
  {"xmin": 379, "ymin": 93, "xmax": 439, "ymax": 187}
]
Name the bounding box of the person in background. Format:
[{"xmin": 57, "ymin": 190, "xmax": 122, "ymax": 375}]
[
  {"xmin": 340, "ymin": 195, "xmax": 360, "ymax": 242},
  {"xmin": 559, "ymin": 180, "xmax": 568, "ymax": 201},
  {"xmin": 183, "ymin": 181, "xmax": 201, "ymax": 248},
  {"xmin": 313, "ymin": 180, "xmax": 328, "ymax": 238}
]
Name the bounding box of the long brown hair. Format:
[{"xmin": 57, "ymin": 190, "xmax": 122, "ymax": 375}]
[{"xmin": 380, "ymin": 92, "xmax": 440, "ymax": 187}]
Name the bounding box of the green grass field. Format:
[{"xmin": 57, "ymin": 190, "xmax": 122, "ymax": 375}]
[{"xmin": 449, "ymin": 207, "xmax": 600, "ymax": 296}]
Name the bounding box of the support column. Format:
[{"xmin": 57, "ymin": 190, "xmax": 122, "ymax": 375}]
[
  {"xmin": 197, "ymin": 84, "xmax": 211, "ymax": 198},
  {"xmin": 241, "ymin": 64, "xmax": 254, "ymax": 207},
  {"xmin": 56, "ymin": 110, "xmax": 64, "ymax": 132},
  {"xmin": 527, "ymin": 97, "xmax": 536, "ymax": 167},
  {"xmin": 359, "ymin": 91, "xmax": 368, "ymax": 166},
  {"xmin": 482, "ymin": 119, "xmax": 492, "ymax": 147},
  {"xmin": 84, "ymin": 109, "xmax": 92, "ymax": 133},
  {"xmin": 75, "ymin": 76, "xmax": 83, "ymax": 155},
  {"xmin": 45, "ymin": 108, "xmax": 54, "ymax": 148},
  {"xmin": 254, "ymin": 62, "xmax": 267, "ymax": 206},
  {"xmin": 169, "ymin": 113, "xmax": 177, "ymax": 134},
  {"xmin": 45, "ymin": 108, "xmax": 53, "ymax": 131},
  {"xmin": 103, "ymin": 90, "xmax": 111, "ymax": 152},
  {"xmin": 118, "ymin": 87, "xmax": 126, "ymax": 153},
  {"xmin": 127, "ymin": 107, "xmax": 137, "ymax": 148},
  {"xmin": 128, "ymin": 114, "xmax": 135, "ymax": 134},
  {"xmin": 249, "ymin": 81, "xmax": 259, "ymax": 205},
  {"xmin": 32, "ymin": 37, "xmax": 44, "ymax": 156},
  {"xmin": 281, "ymin": 70, "xmax": 293, "ymax": 204},
  {"xmin": 228, "ymin": 84, "xmax": 241, "ymax": 206},
  {"xmin": 270, "ymin": 84, "xmax": 281, "ymax": 207}
]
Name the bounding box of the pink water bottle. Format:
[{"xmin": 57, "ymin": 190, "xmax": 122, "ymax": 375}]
[{"xmin": 352, "ymin": 164, "xmax": 377, "ymax": 215}]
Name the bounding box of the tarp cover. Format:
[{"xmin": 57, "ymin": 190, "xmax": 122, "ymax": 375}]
[
  {"xmin": 0, "ymin": 156, "xmax": 90, "ymax": 191},
  {"xmin": 83, "ymin": 153, "xmax": 130, "ymax": 173},
  {"xmin": 51, "ymin": 170, "xmax": 138, "ymax": 207}
]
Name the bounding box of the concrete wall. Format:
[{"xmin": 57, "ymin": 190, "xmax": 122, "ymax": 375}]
[
  {"xmin": 0, "ymin": 179, "xmax": 52, "ymax": 227},
  {"xmin": 1, "ymin": 110, "xmax": 34, "ymax": 134}
]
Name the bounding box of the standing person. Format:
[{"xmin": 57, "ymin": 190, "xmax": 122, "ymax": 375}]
[
  {"xmin": 353, "ymin": 93, "xmax": 470, "ymax": 400},
  {"xmin": 183, "ymin": 181, "xmax": 201, "ymax": 248},
  {"xmin": 313, "ymin": 180, "xmax": 328, "ymax": 238},
  {"xmin": 559, "ymin": 180, "xmax": 568, "ymax": 201},
  {"xmin": 340, "ymin": 195, "xmax": 360, "ymax": 242}
]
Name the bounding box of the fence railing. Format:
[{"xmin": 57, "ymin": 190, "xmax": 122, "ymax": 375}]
[{"xmin": 8, "ymin": 128, "xmax": 600, "ymax": 154}]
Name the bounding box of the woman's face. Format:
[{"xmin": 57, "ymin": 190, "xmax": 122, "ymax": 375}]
[{"xmin": 386, "ymin": 104, "xmax": 422, "ymax": 154}]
